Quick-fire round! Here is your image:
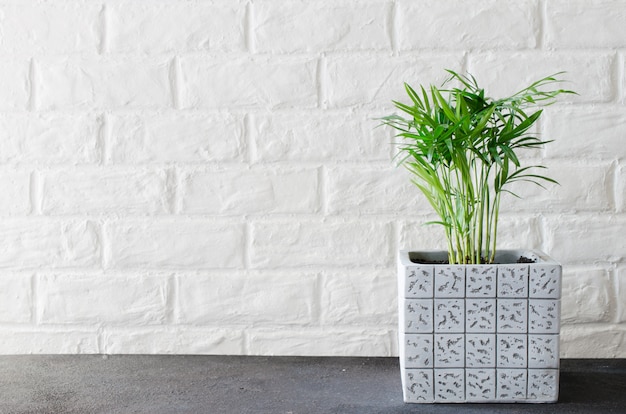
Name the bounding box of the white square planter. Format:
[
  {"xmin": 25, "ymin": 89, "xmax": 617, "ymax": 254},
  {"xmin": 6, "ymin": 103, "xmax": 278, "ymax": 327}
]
[{"xmin": 398, "ymin": 250, "xmax": 561, "ymax": 403}]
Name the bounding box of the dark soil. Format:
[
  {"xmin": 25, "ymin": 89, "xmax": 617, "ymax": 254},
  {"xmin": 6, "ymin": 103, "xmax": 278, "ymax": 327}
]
[{"xmin": 412, "ymin": 256, "xmax": 537, "ymax": 265}]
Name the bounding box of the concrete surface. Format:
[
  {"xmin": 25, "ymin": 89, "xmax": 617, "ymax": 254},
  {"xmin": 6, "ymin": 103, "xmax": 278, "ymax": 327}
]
[{"xmin": 0, "ymin": 356, "xmax": 624, "ymax": 413}]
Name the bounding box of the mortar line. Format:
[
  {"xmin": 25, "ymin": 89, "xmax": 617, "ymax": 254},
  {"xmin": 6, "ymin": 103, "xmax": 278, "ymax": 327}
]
[
  {"xmin": 29, "ymin": 170, "xmax": 43, "ymax": 216},
  {"xmin": 245, "ymin": 1, "xmax": 255, "ymax": 53},
  {"xmin": 99, "ymin": 3, "xmax": 109, "ymax": 54},
  {"xmin": 169, "ymin": 56, "xmax": 182, "ymax": 110},
  {"xmin": 317, "ymin": 55, "xmax": 328, "ymax": 110},
  {"xmin": 27, "ymin": 58, "xmax": 38, "ymax": 112},
  {"xmin": 388, "ymin": 0, "xmax": 398, "ymax": 55}
]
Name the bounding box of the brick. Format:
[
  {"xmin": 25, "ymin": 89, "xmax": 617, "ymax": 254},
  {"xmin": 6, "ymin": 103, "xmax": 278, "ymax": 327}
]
[
  {"xmin": 396, "ymin": 0, "xmax": 539, "ymax": 50},
  {"xmin": 0, "ymin": 170, "xmax": 31, "ymax": 215},
  {"xmin": 544, "ymin": 215, "xmax": 626, "ymax": 264},
  {"xmin": 0, "ymin": 273, "xmax": 32, "ymax": 323},
  {"xmin": 399, "ymin": 217, "xmax": 542, "ymax": 253},
  {"xmin": 561, "ymin": 325, "xmax": 626, "ymax": 358},
  {"xmin": 325, "ymin": 54, "xmax": 464, "ymax": 109},
  {"xmin": 546, "ymin": 0, "xmax": 626, "ymax": 48},
  {"xmin": 109, "ymin": 0, "xmax": 245, "ymax": 54},
  {"xmin": 108, "ymin": 113, "xmax": 244, "ymax": 164},
  {"xmin": 0, "ymin": 328, "xmax": 99, "ymax": 354},
  {"xmin": 181, "ymin": 167, "xmax": 320, "ymax": 215},
  {"xmin": 0, "ymin": 219, "xmax": 100, "ymax": 269},
  {"xmin": 253, "ymin": 0, "xmax": 390, "ymax": 53},
  {"xmin": 180, "ymin": 56, "xmax": 317, "ymax": 109},
  {"xmin": 326, "ymin": 165, "xmax": 427, "ymax": 215},
  {"xmin": 38, "ymin": 273, "xmax": 168, "ymax": 325},
  {"xmin": 246, "ymin": 327, "xmax": 394, "ymax": 356},
  {"xmin": 41, "ymin": 168, "xmax": 170, "ymax": 215},
  {"xmin": 175, "ymin": 272, "xmax": 317, "ymax": 325},
  {"xmin": 617, "ymin": 164, "xmax": 626, "ymax": 213},
  {"xmin": 543, "ymin": 105, "xmax": 626, "ymax": 161},
  {"xmin": 37, "ymin": 57, "xmax": 172, "ymax": 110},
  {"xmin": 320, "ymin": 270, "xmax": 396, "ymax": 326},
  {"xmin": 250, "ymin": 219, "xmax": 392, "ymax": 268},
  {"xmin": 0, "ymin": 60, "xmax": 29, "ymax": 110},
  {"xmin": 467, "ymin": 52, "xmax": 613, "ymax": 103},
  {"xmin": 499, "ymin": 161, "xmax": 614, "ymax": 213},
  {"xmin": 0, "ymin": 114, "xmax": 100, "ymax": 165},
  {"xmin": 251, "ymin": 112, "xmax": 390, "ymax": 162},
  {"xmin": 561, "ymin": 267, "xmax": 611, "ymax": 324},
  {"xmin": 106, "ymin": 219, "xmax": 244, "ymax": 269},
  {"xmin": 615, "ymin": 267, "xmax": 626, "ymax": 322},
  {"xmin": 0, "ymin": 2, "xmax": 100, "ymax": 54},
  {"xmin": 101, "ymin": 327, "xmax": 245, "ymax": 354}
]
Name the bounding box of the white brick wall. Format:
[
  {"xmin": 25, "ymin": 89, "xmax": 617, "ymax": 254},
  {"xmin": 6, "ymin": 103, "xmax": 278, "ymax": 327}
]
[{"xmin": 0, "ymin": 0, "xmax": 624, "ymax": 357}]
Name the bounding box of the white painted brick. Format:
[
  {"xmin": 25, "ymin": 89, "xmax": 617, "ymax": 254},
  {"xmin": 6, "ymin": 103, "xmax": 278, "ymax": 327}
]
[
  {"xmin": 180, "ymin": 56, "xmax": 317, "ymax": 109},
  {"xmin": 561, "ymin": 267, "xmax": 611, "ymax": 324},
  {"xmin": 0, "ymin": 220, "xmax": 100, "ymax": 269},
  {"xmin": 615, "ymin": 267, "xmax": 626, "ymax": 323},
  {"xmin": 101, "ymin": 327, "xmax": 245, "ymax": 354},
  {"xmin": 0, "ymin": 60, "xmax": 29, "ymax": 110},
  {"xmin": 109, "ymin": 0, "xmax": 245, "ymax": 54},
  {"xmin": 41, "ymin": 168, "xmax": 170, "ymax": 215},
  {"xmin": 544, "ymin": 215, "xmax": 626, "ymax": 264},
  {"xmin": 251, "ymin": 112, "xmax": 391, "ymax": 162},
  {"xmin": 106, "ymin": 219, "xmax": 244, "ymax": 269},
  {"xmin": 546, "ymin": 0, "xmax": 626, "ymax": 48},
  {"xmin": 250, "ymin": 219, "xmax": 393, "ymax": 268},
  {"xmin": 247, "ymin": 327, "xmax": 394, "ymax": 356},
  {"xmin": 0, "ymin": 328, "xmax": 99, "ymax": 354},
  {"xmin": 561, "ymin": 325, "xmax": 626, "ymax": 358},
  {"xmin": 175, "ymin": 271, "xmax": 317, "ymax": 325},
  {"xmin": 617, "ymin": 164, "xmax": 626, "ymax": 213},
  {"xmin": 399, "ymin": 216, "xmax": 542, "ymax": 253},
  {"xmin": 396, "ymin": 0, "xmax": 539, "ymax": 50},
  {"xmin": 108, "ymin": 113, "xmax": 244, "ymax": 164},
  {"xmin": 543, "ymin": 105, "xmax": 626, "ymax": 161},
  {"xmin": 0, "ymin": 114, "xmax": 100, "ymax": 165},
  {"xmin": 320, "ymin": 270, "xmax": 396, "ymax": 326},
  {"xmin": 0, "ymin": 273, "xmax": 32, "ymax": 323},
  {"xmin": 325, "ymin": 54, "xmax": 464, "ymax": 109},
  {"xmin": 326, "ymin": 165, "xmax": 426, "ymax": 215},
  {"xmin": 0, "ymin": 170, "xmax": 31, "ymax": 215},
  {"xmin": 181, "ymin": 167, "xmax": 319, "ymax": 215},
  {"xmin": 500, "ymin": 161, "xmax": 614, "ymax": 213},
  {"xmin": 37, "ymin": 57, "xmax": 172, "ymax": 110},
  {"xmin": 0, "ymin": 2, "xmax": 100, "ymax": 54},
  {"xmin": 253, "ymin": 0, "xmax": 390, "ymax": 53},
  {"xmin": 467, "ymin": 52, "xmax": 613, "ymax": 103},
  {"xmin": 38, "ymin": 273, "xmax": 168, "ymax": 325}
]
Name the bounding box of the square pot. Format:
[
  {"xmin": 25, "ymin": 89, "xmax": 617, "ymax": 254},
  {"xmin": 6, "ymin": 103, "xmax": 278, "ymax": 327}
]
[{"xmin": 398, "ymin": 250, "xmax": 561, "ymax": 403}]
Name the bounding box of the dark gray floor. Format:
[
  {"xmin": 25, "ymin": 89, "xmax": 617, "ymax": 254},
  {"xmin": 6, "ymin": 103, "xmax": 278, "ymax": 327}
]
[{"xmin": 0, "ymin": 356, "xmax": 624, "ymax": 414}]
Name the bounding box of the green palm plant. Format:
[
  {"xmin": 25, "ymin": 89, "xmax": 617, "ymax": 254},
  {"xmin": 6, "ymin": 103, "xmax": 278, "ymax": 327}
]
[{"xmin": 381, "ymin": 70, "xmax": 575, "ymax": 264}]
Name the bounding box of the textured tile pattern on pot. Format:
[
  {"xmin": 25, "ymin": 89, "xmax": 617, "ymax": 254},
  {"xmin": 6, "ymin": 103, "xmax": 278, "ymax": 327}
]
[
  {"xmin": 497, "ymin": 369, "xmax": 527, "ymax": 401},
  {"xmin": 528, "ymin": 299, "xmax": 560, "ymax": 333},
  {"xmin": 497, "ymin": 264, "xmax": 528, "ymax": 297},
  {"xmin": 497, "ymin": 299, "xmax": 528, "ymax": 332},
  {"xmin": 466, "ymin": 334, "xmax": 496, "ymax": 367},
  {"xmin": 528, "ymin": 334, "xmax": 559, "ymax": 368},
  {"xmin": 466, "ymin": 369, "xmax": 496, "ymax": 401},
  {"xmin": 404, "ymin": 369, "xmax": 433, "ymax": 403},
  {"xmin": 497, "ymin": 334, "xmax": 527, "ymax": 368},
  {"xmin": 434, "ymin": 333, "xmax": 464, "ymax": 367},
  {"xmin": 434, "ymin": 299, "xmax": 464, "ymax": 332},
  {"xmin": 527, "ymin": 369, "xmax": 559, "ymax": 401},
  {"xmin": 405, "ymin": 265, "xmax": 434, "ymax": 298},
  {"xmin": 404, "ymin": 299, "xmax": 433, "ymax": 333},
  {"xmin": 466, "ymin": 265, "xmax": 496, "ymax": 297},
  {"xmin": 530, "ymin": 265, "xmax": 561, "ymax": 298},
  {"xmin": 434, "ymin": 265, "xmax": 465, "ymax": 297},
  {"xmin": 466, "ymin": 299, "xmax": 496, "ymax": 332},
  {"xmin": 435, "ymin": 369, "xmax": 465, "ymax": 402},
  {"xmin": 404, "ymin": 334, "xmax": 433, "ymax": 368}
]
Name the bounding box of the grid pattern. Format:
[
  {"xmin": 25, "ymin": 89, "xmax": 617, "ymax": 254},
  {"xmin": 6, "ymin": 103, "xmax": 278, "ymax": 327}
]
[{"xmin": 400, "ymin": 256, "xmax": 561, "ymax": 403}]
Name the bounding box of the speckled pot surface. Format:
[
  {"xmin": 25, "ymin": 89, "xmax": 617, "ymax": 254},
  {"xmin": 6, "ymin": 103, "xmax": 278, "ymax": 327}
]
[{"xmin": 398, "ymin": 250, "xmax": 561, "ymax": 403}]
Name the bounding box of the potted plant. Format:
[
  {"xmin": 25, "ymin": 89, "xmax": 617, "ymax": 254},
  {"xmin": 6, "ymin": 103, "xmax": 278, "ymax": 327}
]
[{"xmin": 380, "ymin": 70, "xmax": 574, "ymax": 403}]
